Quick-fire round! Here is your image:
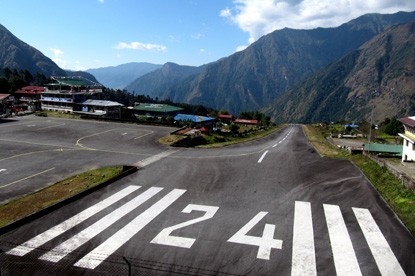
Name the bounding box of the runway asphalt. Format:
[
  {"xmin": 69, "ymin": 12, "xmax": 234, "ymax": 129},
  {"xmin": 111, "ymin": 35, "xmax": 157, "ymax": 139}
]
[{"xmin": 0, "ymin": 116, "xmax": 413, "ymax": 275}]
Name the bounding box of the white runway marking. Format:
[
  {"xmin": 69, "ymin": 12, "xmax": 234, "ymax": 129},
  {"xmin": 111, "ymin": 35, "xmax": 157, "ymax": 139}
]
[
  {"xmin": 7, "ymin": 185, "xmax": 140, "ymax": 256},
  {"xmin": 37, "ymin": 123, "xmax": 65, "ymax": 131},
  {"xmin": 0, "ymin": 167, "xmax": 55, "ymax": 189},
  {"xmin": 324, "ymin": 204, "xmax": 361, "ymax": 276},
  {"xmin": 135, "ymin": 150, "xmax": 177, "ymax": 167},
  {"xmin": 353, "ymin": 207, "xmax": 405, "ymax": 276},
  {"xmin": 74, "ymin": 189, "xmax": 186, "ymax": 269},
  {"xmin": 227, "ymin": 211, "xmax": 282, "ymax": 260},
  {"xmin": 0, "ymin": 169, "xmax": 6, "ymax": 173},
  {"xmin": 292, "ymin": 201, "xmax": 316, "ymax": 276},
  {"xmin": 134, "ymin": 131, "xmax": 153, "ymax": 140},
  {"xmin": 39, "ymin": 187, "xmax": 163, "ymax": 263},
  {"xmin": 258, "ymin": 150, "xmax": 269, "ymax": 163}
]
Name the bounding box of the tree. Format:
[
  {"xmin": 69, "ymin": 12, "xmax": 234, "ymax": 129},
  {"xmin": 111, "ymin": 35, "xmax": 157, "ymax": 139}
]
[
  {"xmin": 230, "ymin": 123, "xmax": 240, "ymax": 134},
  {"xmin": 384, "ymin": 118, "xmax": 403, "ymax": 136}
]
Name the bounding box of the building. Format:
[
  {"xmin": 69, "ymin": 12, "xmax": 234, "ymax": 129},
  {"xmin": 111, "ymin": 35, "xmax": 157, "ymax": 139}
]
[
  {"xmin": 0, "ymin": 94, "xmax": 12, "ymax": 116},
  {"xmin": 14, "ymin": 86, "xmax": 45, "ymax": 112},
  {"xmin": 74, "ymin": 99, "xmax": 124, "ymax": 119},
  {"xmin": 233, "ymin": 118, "xmax": 259, "ymax": 125},
  {"xmin": 41, "ymin": 76, "xmax": 102, "ymax": 113},
  {"xmin": 132, "ymin": 103, "xmax": 184, "ymax": 120},
  {"xmin": 217, "ymin": 114, "xmax": 233, "ymax": 124},
  {"xmin": 173, "ymin": 113, "xmax": 216, "ymax": 127},
  {"xmin": 398, "ymin": 116, "xmax": 415, "ymax": 162}
]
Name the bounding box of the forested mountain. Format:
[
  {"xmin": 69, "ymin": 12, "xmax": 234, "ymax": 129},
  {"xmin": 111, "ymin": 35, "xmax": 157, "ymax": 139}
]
[
  {"xmin": 87, "ymin": 62, "xmax": 162, "ymax": 89},
  {"xmin": 264, "ymin": 20, "xmax": 415, "ymax": 123},
  {"xmin": 125, "ymin": 11, "xmax": 415, "ymax": 116},
  {"xmin": 0, "ymin": 24, "xmax": 65, "ymax": 77}
]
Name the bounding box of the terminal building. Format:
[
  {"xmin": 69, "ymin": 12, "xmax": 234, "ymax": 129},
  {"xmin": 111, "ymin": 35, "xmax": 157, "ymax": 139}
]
[{"xmin": 41, "ymin": 76, "xmax": 103, "ymax": 113}]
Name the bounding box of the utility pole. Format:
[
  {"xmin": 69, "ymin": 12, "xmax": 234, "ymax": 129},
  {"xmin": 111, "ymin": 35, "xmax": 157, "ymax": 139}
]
[{"xmin": 368, "ymin": 106, "xmax": 373, "ymax": 153}]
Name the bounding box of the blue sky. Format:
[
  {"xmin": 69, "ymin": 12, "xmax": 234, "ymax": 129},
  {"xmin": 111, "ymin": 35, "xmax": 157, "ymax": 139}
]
[{"xmin": 1, "ymin": 0, "xmax": 414, "ymax": 70}]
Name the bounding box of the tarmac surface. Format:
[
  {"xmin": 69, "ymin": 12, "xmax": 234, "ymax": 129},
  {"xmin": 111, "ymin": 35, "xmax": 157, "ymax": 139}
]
[{"xmin": 0, "ymin": 116, "xmax": 414, "ymax": 275}]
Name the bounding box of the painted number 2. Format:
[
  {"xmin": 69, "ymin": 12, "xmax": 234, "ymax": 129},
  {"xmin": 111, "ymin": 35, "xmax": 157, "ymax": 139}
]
[
  {"xmin": 227, "ymin": 211, "xmax": 282, "ymax": 260},
  {"xmin": 151, "ymin": 204, "xmax": 219, "ymax": 248}
]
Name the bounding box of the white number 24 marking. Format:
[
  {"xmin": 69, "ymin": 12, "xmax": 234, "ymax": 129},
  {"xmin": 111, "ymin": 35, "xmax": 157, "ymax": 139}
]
[
  {"xmin": 151, "ymin": 205, "xmax": 281, "ymax": 260},
  {"xmin": 151, "ymin": 204, "xmax": 219, "ymax": 248}
]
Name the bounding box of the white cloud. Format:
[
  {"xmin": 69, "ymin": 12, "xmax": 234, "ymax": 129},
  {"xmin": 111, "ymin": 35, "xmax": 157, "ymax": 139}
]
[
  {"xmin": 50, "ymin": 48, "xmax": 67, "ymax": 69},
  {"xmin": 235, "ymin": 45, "xmax": 248, "ymax": 52},
  {"xmin": 221, "ymin": 0, "xmax": 415, "ymax": 46},
  {"xmin": 115, "ymin": 41, "xmax": 167, "ymax": 52}
]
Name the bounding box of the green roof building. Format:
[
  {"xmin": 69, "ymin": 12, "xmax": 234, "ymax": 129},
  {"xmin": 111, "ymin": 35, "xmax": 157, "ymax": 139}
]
[{"xmin": 133, "ymin": 103, "xmax": 184, "ymax": 117}]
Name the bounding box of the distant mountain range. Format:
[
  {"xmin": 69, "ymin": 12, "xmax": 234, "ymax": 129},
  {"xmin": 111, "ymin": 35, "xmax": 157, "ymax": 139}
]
[
  {"xmin": 86, "ymin": 62, "xmax": 162, "ymax": 89},
  {"xmin": 123, "ymin": 11, "xmax": 415, "ymax": 121},
  {"xmin": 1, "ymin": 11, "xmax": 415, "ymax": 123}
]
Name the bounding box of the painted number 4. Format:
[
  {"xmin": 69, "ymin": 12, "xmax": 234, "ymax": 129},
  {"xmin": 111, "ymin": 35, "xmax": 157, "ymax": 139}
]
[{"xmin": 227, "ymin": 211, "xmax": 282, "ymax": 260}]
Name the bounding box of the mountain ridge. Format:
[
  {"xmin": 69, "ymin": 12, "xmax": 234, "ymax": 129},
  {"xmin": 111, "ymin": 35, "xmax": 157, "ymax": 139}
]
[
  {"xmin": 264, "ymin": 20, "xmax": 415, "ymax": 123},
  {"xmin": 0, "ymin": 24, "xmax": 65, "ymax": 77}
]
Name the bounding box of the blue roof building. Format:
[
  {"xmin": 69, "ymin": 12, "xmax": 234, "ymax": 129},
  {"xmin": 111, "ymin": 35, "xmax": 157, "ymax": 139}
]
[{"xmin": 174, "ymin": 114, "xmax": 215, "ymax": 126}]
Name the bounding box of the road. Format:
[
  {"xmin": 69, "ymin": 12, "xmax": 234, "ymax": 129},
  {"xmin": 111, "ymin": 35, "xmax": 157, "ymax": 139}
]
[{"xmin": 0, "ymin": 116, "xmax": 414, "ymax": 275}]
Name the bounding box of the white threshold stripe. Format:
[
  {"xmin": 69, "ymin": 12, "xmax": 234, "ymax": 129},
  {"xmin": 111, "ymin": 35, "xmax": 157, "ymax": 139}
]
[
  {"xmin": 74, "ymin": 188, "xmax": 186, "ymax": 270},
  {"xmin": 135, "ymin": 150, "xmax": 177, "ymax": 167},
  {"xmin": 352, "ymin": 208, "xmax": 405, "ymax": 276},
  {"xmin": 291, "ymin": 201, "xmax": 316, "ymax": 276},
  {"xmin": 7, "ymin": 185, "xmax": 140, "ymax": 257},
  {"xmin": 323, "ymin": 204, "xmax": 362, "ymax": 276},
  {"xmin": 258, "ymin": 150, "xmax": 269, "ymax": 163},
  {"xmin": 39, "ymin": 187, "xmax": 163, "ymax": 263}
]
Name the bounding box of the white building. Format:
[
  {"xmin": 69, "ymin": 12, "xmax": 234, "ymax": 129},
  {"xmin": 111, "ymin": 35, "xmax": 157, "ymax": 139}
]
[{"xmin": 398, "ymin": 116, "xmax": 415, "ymax": 162}]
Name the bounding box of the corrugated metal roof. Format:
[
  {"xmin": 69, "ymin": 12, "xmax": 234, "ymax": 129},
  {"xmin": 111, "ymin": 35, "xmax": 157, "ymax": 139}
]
[
  {"xmin": 174, "ymin": 113, "xmax": 215, "ymax": 123},
  {"xmin": 81, "ymin": 99, "xmax": 123, "ymax": 107},
  {"xmin": 133, "ymin": 104, "xmax": 183, "ymax": 113},
  {"xmin": 234, "ymin": 119, "xmax": 259, "ymax": 124},
  {"xmin": 399, "ymin": 116, "xmax": 415, "ymax": 128},
  {"xmin": 0, "ymin": 94, "xmax": 11, "ymax": 100},
  {"xmin": 50, "ymin": 76, "xmax": 101, "ymax": 87},
  {"xmin": 364, "ymin": 143, "xmax": 402, "ymax": 154},
  {"xmin": 15, "ymin": 86, "xmax": 45, "ymax": 94}
]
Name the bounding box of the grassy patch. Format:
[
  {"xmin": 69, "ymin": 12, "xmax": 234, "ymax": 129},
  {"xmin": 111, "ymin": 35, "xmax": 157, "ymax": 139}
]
[
  {"xmin": 35, "ymin": 110, "xmax": 81, "ymax": 119},
  {"xmin": 302, "ymin": 125, "xmax": 350, "ymax": 158},
  {"xmin": 0, "ymin": 166, "xmax": 123, "ymax": 228},
  {"xmin": 159, "ymin": 134, "xmax": 186, "ymax": 146},
  {"xmin": 159, "ymin": 126, "xmax": 284, "ymax": 148},
  {"xmin": 304, "ymin": 124, "xmax": 415, "ymax": 235},
  {"xmin": 197, "ymin": 126, "xmax": 283, "ymax": 148},
  {"xmin": 351, "ymin": 155, "xmax": 415, "ymax": 234}
]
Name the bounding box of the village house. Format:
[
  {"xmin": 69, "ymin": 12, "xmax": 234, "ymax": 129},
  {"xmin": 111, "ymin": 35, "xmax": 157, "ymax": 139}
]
[
  {"xmin": 14, "ymin": 86, "xmax": 45, "ymax": 112},
  {"xmin": 399, "ymin": 116, "xmax": 415, "ymax": 162},
  {"xmin": 0, "ymin": 94, "xmax": 12, "ymax": 117}
]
